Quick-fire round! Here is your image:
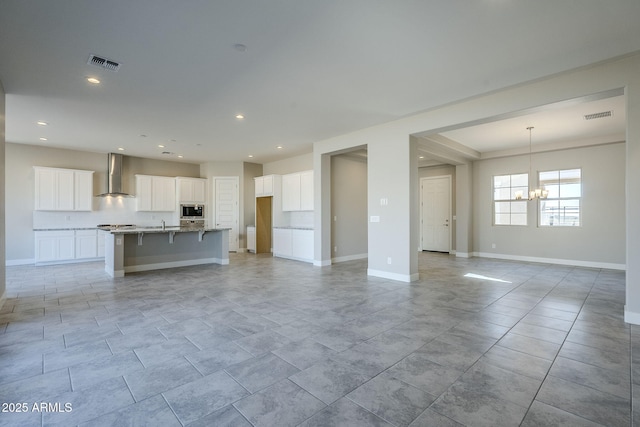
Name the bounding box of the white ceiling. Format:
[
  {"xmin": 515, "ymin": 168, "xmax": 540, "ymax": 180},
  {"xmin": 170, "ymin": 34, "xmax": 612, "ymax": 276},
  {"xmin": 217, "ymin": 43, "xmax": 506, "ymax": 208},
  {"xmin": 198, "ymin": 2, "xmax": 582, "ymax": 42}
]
[
  {"xmin": 1, "ymin": 1, "xmax": 639, "ymax": 164},
  {"xmin": 439, "ymin": 95, "xmax": 626, "ymax": 154}
]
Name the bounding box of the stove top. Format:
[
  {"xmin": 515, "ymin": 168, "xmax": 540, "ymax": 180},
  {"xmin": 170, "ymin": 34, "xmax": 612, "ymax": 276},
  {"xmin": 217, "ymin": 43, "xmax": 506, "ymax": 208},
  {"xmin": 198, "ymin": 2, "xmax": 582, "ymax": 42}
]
[{"xmin": 97, "ymin": 224, "xmax": 136, "ymax": 230}]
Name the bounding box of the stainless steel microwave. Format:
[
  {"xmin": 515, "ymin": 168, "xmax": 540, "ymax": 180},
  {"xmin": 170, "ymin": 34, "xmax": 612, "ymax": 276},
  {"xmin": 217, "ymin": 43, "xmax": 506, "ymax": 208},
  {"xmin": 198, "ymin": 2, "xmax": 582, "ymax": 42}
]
[{"xmin": 180, "ymin": 204, "xmax": 204, "ymax": 219}]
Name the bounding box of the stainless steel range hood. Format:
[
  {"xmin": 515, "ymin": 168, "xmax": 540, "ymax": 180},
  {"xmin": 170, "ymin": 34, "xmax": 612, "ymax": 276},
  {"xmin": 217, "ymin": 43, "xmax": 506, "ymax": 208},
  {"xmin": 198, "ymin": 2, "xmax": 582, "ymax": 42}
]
[{"xmin": 97, "ymin": 153, "xmax": 134, "ymax": 197}]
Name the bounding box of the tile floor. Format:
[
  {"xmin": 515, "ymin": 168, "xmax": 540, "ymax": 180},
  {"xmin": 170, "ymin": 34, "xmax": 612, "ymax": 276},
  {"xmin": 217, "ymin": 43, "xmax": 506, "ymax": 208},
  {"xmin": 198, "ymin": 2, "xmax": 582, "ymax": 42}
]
[{"xmin": 0, "ymin": 252, "xmax": 636, "ymax": 426}]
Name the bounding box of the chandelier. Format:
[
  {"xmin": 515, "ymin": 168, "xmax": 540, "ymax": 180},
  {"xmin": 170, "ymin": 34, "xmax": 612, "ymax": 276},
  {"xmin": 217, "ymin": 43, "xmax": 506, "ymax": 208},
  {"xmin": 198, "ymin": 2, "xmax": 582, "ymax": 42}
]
[{"xmin": 516, "ymin": 126, "xmax": 548, "ymax": 200}]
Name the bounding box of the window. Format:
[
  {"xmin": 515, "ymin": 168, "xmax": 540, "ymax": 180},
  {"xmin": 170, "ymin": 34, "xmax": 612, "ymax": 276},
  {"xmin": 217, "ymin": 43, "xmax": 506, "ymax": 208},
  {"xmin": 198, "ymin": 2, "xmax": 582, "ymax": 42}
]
[
  {"xmin": 539, "ymin": 168, "xmax": 581, "ymax": 226},
  {"xmin": 493, "ymin": 173, "xmax": 528, "ymax": 225}
]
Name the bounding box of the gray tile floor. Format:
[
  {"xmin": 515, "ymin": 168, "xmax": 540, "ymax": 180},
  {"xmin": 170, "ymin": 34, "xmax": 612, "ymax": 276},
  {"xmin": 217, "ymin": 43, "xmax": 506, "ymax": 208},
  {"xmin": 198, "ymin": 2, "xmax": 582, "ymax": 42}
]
[{"xmin": 0, "ymin": 252, "xmax": 635, "ymax": 426}]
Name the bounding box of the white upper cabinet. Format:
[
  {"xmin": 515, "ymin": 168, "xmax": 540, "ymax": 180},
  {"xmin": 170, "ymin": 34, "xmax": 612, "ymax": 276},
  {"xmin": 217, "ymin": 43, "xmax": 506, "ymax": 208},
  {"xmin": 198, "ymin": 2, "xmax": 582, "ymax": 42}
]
[
  {"xmin": 255, "ymin": 175, "xmax": 277, "ymax": 197},
  {"xmin": 135, "ymin": 174, "xmax": 176, "ymax": 211},
  {"xmin": 74, "ymin": 170, "xmax": 94, "ymax": 211},
  {"xmin": 135, "ymin": 175, "xmax": 153, "ymax": 211},
  {"xmin": 282, "ymin": 170, "xmax": 313, "ymax": 211},
  {"xmin": 177, "ymin": 177, "xmax": 207, "ymax": 204},
  {"xmin": 34, "ymin": 167, "xmax": 94, "ymax": 211},
  {"xmin": 282, "ymin": 173, "xmax": 301, "ymax": 211},
  {"xmin": 300, "ymin": 170, "xmax": 314, "ymax": 211}
]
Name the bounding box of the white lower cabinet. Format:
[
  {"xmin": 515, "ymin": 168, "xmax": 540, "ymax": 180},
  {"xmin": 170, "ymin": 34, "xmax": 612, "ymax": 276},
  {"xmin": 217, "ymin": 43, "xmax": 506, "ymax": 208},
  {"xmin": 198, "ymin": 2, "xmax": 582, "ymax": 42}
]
[
  {"xmin": 97, "ymin": 230, "xmax": 106, "ymax": 258},
  {"xmin": 273, "ymin": 228, "xmax": 293, "ymax": 257},
  {"xmin": 292, "ymin": 229, "xmax": 314, "ymax": 261},
  {"xmin": 75, "ymin": 230, "xmax": 98, "ymax": 259},
  {"xmin": 273, "ymin": 228, "xmax": 313, "ymax": 263},
  {"xmin": 35, "ymin": 231, "xmax": 75, "ymax": 263},
  {"xmin": 247, "ymin": 226, "xmax": 256, "ymax": 253},
  {"xmin": 35, "ymin": 230, "xmax": 103, "ymax": 264}
]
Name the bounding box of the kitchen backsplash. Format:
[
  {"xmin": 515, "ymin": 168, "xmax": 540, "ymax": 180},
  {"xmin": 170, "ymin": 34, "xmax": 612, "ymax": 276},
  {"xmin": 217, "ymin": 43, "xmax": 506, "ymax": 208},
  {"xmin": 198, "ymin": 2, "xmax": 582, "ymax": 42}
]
[
  {"xmin": 33, "ymin": 197, "xmax": 179, "ymax": 229},
  {"xmin": 288, "ymin": 211, "xmax": 314, "ymax": 228}
]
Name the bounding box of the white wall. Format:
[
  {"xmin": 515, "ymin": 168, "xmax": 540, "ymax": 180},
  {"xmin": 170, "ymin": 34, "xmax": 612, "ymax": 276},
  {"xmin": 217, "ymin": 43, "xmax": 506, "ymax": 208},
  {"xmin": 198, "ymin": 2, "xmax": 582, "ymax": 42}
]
[
  {"xmin": 0, "ymin": 80, "xmax": 6, "ymax": 307},
  {"xmin": 6, "ymin": 143, "xmax": 200, "ymax": 263},
  {"xmin": 331, "ymin": 154, "xmax": 367, "ymax": 261},
  {"xmin": 473, "ymin": 143, "xmax": 625, "ymax": 268}
]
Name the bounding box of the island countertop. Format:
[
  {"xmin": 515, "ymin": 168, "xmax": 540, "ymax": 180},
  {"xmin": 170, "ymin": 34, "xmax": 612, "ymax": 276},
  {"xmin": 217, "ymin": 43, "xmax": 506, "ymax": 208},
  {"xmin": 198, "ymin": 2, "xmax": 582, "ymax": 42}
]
[{"xmin": 99, "ymin": 226, "xmax": 231, "ymax": 234}]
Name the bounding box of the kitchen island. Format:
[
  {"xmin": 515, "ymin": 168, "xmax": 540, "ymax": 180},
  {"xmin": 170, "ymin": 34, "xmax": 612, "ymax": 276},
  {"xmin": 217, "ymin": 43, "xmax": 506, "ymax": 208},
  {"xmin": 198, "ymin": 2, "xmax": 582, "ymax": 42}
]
[{"xmin": 102, "ymin": 226, "xmax": 229, "ymax": 277}]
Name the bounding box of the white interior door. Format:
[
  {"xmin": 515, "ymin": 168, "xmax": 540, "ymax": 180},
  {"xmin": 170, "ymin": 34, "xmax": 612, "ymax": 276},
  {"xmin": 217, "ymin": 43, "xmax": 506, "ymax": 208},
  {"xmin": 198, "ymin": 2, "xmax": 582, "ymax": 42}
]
[
  {"xmin": 214, "ymin": 177, "xmax": 239, "ymax": 252},
  {"xmin": 421, "ymin": 176, "xmax": 451, "ymax": 252}
]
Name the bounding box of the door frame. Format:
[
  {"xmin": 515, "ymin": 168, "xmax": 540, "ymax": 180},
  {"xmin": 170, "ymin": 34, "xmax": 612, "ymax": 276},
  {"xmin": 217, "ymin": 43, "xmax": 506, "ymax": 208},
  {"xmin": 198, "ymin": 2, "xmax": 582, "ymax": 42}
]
[
  {"xmin": 212, "ymin": 176, "xmax": 240, "ymax": 252},
  {"xmin": 420, "ymin": 175, "xmax": 452, "ymax": 253}
]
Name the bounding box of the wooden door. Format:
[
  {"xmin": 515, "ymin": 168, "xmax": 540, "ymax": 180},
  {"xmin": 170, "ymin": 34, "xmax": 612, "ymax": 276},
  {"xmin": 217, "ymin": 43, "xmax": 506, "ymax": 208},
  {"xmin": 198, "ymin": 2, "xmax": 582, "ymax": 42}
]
[{"xmin": 256, "ymin": 197, "xmax": 272, "ymax": 254}]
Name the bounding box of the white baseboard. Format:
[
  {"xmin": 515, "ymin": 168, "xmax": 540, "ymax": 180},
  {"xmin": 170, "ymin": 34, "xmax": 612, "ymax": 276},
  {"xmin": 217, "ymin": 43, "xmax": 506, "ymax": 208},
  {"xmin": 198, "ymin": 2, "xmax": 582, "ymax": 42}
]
[
  {"xmin": 6, "ymin": 258, "xmax": 35, "ymax": 266},
  {"xmin": 367, "ymin": 269, "xmax": 419, "ymax": 283},
  {"xmin": 474, "ymin": 252, "xmax": 625, "ymax": 270},
  {"xmin": 0, "ymin": 290, "xmax": 6, "ymax": 311},
  {"xmin": 332, "ymin": 253, "xmax": 368, "ymax": 263},
  {"xmin": 236, "ymin": 248, "xmax": 247, "ymax": 253},
  {"xmin": 625, "ymin": 306, "xmax": 640, "ymax": 325},
  {"xmin": 35, "ymin": 257, "xmax": 104, "ymax": 267},
  {"xmin": 456, "ymin": 252, "xmax": 471, "ymax": 258},
  {"xmin": 314, "ymin": 259, "xmax": 332, "ymax": 267}
]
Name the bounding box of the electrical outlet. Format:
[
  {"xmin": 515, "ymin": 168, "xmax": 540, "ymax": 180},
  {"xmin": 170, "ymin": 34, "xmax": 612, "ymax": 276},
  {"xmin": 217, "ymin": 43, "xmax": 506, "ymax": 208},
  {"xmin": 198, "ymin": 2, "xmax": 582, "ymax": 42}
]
[
  {"xmin": 334, "ymin": 216, "xmax": 337, "ymax": 222},
  {"xmin": 387, "ymin": 257, "xmax": 392, "ymax": 264},
  {"xmin": 334, "ymin": 246, "xmax": 338, "ymax": 253},
  {"xmin": 65, "ymin": 215, "xmax": 71, "ymax": 221},
  {"xmin": 370, "ymin": 216, "xmax": 380, "ymax": 223},
  {"xmin": 492, "ymin": 243, "xmax": 496, "ymax": 249}
]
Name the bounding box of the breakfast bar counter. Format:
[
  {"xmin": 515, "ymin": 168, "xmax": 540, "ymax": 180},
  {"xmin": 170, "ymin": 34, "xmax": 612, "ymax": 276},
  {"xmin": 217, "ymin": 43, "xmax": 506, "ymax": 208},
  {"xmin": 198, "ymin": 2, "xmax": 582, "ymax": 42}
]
[{"xmin": 102, "ymin": 226, "xmax": 229, "ymax": 277}]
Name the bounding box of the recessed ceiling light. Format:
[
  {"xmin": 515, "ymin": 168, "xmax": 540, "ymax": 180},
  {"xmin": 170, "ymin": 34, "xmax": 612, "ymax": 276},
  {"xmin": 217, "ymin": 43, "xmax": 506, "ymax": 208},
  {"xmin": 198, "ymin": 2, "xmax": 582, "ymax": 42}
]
[
  {"xmin": 248, "ymin": 155, "xmax": 254, "ymax": 158},
  {"xmin": 236, "ymin": 114, "xmax": 245, "ymax": 120},
  {"xmin": 276, "ymin": 146, "xmax": 283, "ymax": 149},
  {"xmin": 233, "ymin": 44, "xmax": 248, "ymax": 52},
  {"xmin": 140, "ymin": 134, "xmax": 147, "ymax": 138},
  {"xmin": 178, "ymin": 155, "xmax": 183, "ymax": 158},
  {"xmin": 86, "ymin": 77, "xmax": 101, "ymax": 84},
  {"xmin": 37, "ymin": 121, "xmax": 48, "ymax": 126},
  {"xmin": 419, "ymin": 156, "xmax": 424, "ymax": 159},
  {"xmin": 39, "ymin": 137, "xmax": 48, "ymax": 141},
  {"xmin": 158, "ymin": 144, "xmax": 165, "ymax": 148},
  {"xmin": 118, "ymin": 147, "xmax": 125, "ymax": 151}
]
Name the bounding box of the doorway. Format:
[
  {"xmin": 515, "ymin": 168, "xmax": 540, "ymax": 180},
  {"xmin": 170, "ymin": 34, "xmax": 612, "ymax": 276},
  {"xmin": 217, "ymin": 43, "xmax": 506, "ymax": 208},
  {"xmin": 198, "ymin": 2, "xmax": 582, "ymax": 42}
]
[
  {"xmin": 213, "ymin": 176, "xmax": 239, "ymax": 252},
  {"xmin": 420, "ymin": 175, "xmax": 451, "ymax": 252},
  {"xmin": 255, "ymin": 197, "xmax": 272, "ymax": 254}
]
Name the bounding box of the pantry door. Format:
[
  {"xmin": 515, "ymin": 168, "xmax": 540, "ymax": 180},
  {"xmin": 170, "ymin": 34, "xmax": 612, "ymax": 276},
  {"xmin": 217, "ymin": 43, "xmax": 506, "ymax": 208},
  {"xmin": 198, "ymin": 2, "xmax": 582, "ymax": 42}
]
[
  {"xmin": 421, "ymin": 176, "xmax": 451, "ymax": 252},
  {"xmin": 214, "ymin": 177, "xmax": 239, "ymax": 252}
]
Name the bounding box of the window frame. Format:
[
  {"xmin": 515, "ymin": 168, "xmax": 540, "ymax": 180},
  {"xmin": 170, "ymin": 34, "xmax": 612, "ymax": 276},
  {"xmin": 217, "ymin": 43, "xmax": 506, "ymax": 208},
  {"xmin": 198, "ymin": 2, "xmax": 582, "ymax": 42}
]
[
  {"xmin": 537, "ymin": 167, "xmax": 582, "ymax": 227},
  {"xmin": 492, "ymin": 172, "xmax": 529, "ymax": 227}
]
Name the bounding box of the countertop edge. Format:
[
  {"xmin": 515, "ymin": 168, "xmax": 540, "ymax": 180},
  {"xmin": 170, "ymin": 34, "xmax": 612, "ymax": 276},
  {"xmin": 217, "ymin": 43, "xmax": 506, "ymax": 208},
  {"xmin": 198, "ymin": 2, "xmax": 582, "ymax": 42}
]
[
  {"xmin": 105, "ymin": 227, "xmax": 231, "ymax": 234},
  {"xmin": 272, "ymin": 226, "xmax": 314, "ymax": 230},
  {"xmin": 34, "ymin": 227, "xmax": 101, "ymax": 231}
]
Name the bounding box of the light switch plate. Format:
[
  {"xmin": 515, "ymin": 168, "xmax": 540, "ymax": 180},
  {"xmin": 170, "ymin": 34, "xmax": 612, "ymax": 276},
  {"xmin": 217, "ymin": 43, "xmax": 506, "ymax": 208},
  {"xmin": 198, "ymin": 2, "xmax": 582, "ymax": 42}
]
[{"xmin": 370, "ymin": 216, "xmax": 380, "ymax": 223}]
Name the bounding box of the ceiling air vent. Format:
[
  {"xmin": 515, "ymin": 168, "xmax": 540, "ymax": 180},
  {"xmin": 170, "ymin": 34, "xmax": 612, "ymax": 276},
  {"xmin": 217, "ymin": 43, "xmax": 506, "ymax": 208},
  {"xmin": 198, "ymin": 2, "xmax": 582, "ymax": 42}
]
[
  {"xmin": 87, "ymin": 54, "xmax": 121, "ymax": 72},
  {"xmin": 584, "ymin": 110, "xmax": 612, "ymax": 120}
]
